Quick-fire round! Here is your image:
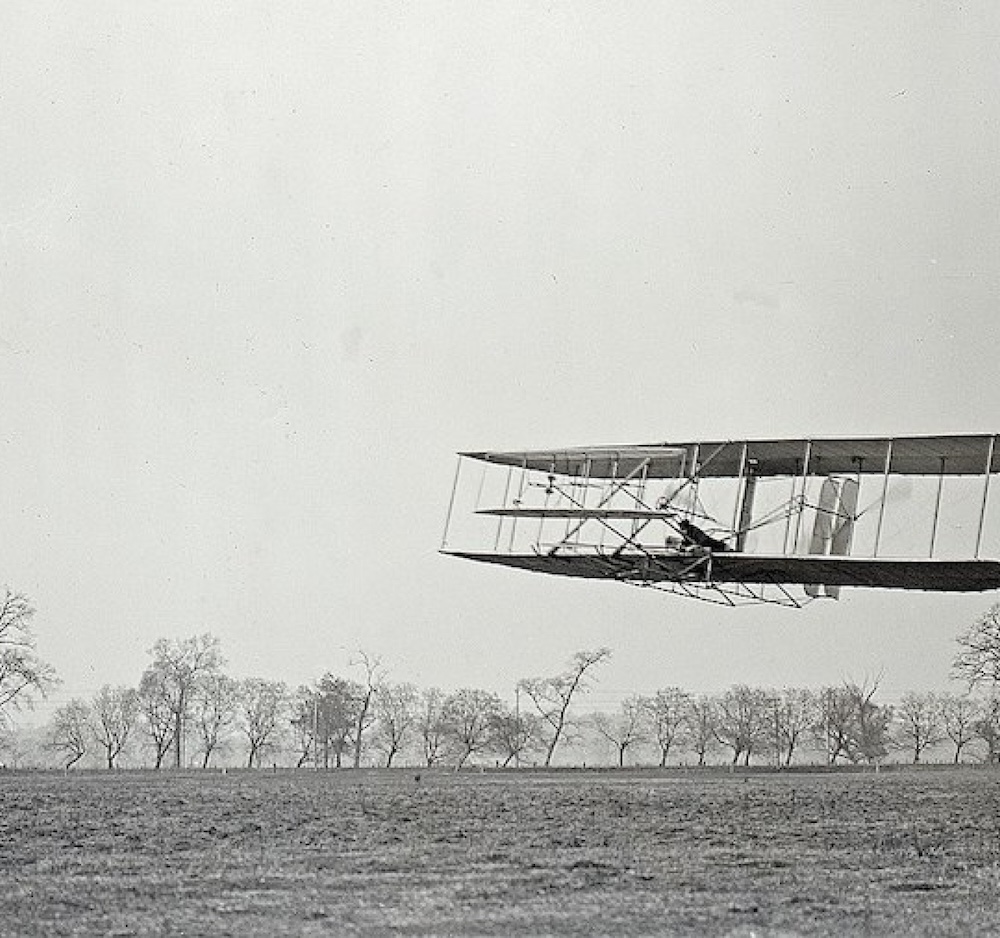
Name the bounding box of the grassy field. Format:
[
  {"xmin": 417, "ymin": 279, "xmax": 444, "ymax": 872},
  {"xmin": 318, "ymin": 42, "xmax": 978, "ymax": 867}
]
[{"xmin": 2, "ymin": 767, "xmax": 1000, "ymax": 936}]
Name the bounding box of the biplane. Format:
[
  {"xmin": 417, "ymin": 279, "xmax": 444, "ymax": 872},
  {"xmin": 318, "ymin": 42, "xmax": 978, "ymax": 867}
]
[{"xmin": 440, "ymin": 434, "xmax": 1000, "ymax": 607}]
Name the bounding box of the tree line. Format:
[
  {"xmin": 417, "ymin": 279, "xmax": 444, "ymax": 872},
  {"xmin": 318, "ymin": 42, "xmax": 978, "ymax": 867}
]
[{"xmin": 4, "ymin": 587, "xmax": 1000, "ymax": 770}]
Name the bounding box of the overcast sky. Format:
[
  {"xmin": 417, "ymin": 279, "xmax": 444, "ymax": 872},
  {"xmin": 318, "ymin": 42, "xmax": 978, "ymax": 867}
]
[{"xmin": 3, "ymin": 2, "xmax": 999, "ymax": 718}]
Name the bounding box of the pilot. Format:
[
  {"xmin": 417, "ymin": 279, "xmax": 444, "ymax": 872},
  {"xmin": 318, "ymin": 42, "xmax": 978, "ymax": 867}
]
[{"xmin": 677, "ymin": 518, "xmax": 729, "ymax": 552}]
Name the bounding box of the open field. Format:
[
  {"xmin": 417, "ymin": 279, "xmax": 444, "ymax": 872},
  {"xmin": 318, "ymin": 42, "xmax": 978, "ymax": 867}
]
[{"xmin": 2, "ymin": 768, "xmax": 1000, "ymax": 936}]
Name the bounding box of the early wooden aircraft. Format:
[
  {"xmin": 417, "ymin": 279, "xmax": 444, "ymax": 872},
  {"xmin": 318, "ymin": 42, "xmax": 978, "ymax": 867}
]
[{"xmin": 440, "ymin": 434, "xmax": 1000, "ymax": 607}]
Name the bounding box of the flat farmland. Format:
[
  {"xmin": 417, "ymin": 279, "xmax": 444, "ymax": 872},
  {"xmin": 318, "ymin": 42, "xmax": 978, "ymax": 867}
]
[{"xmin": 2, "ymin": 768, "xmax": 1000, "ymax": 936}]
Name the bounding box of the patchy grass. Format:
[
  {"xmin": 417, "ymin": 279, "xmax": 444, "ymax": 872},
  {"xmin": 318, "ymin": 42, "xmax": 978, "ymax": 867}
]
[{"xmin": 1, "ymin": 768, "xmax": 1000, "ymax": 935}]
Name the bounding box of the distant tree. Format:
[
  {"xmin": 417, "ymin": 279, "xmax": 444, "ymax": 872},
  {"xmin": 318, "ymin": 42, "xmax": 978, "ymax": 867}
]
[
  {"xmin": 90, "ymin": 685, "xmax": 139, "ymax": 770},
  {"xmin": 953, "ymin": 604, "xmax": 1000, "ymax": 691},
  {"xmin": 974, "ymin": 697, "xmax": 1000, "ymax": 763},
  {"xmin": 238, "ymin": 678, "xmax": 288, "ymax": 768},
  {"xmin": 842, "ymin": 677, "xmax": 893, "ymax": 765},
  {"xmin": 349, "ymin": 652, "xmax": 384, "ymax": 769},
  {"xmin": 313, "ymin": 674, "xmax": 364, "ymax": 768},
  {"xmin": 141, "ymin": 634, "xmax": 225, "ymax": 768},
  {"xmin": 814, "ymin": 686, "xmax": 857, "ymax": 764},
  {"xmin": 49, "ymin": 699, "xmax": 91, "ymax": 770},
  {"xmin": 772, "ymin": 688, "xmax": 817, "ymax": 767},
  {"xmin": 191, "ymin": 673, "xmax": 241, "ymax": 769},
  {"xmin": 289, "ymin": 685, "xmax": 320, "ymax": 768},
  {"xmin": 518, "ymin": 647, "xmax": 612, "ymax": 767},
  {"xmin": 640, "ymin": 688, "xmax": 690, "ymax": 767},
  {"xmin": 441, "ymin": 688, "xmax": 503, "ymax": 769},
  {"xmin": 685, "ymin": 695, "xmax": 719, "ymax": 766},
  {"xmin": 713, "ymin": 685, "xmax": 772, "ymax": 766},
  {"xmin": 894, "ymin": 691, "xmax": 944, "ymax": 764},
  {"xmin": 138, "ymin": 667, "xmax": 176, "ymax": 769},
  {"xmin": 0, "ymin": 590, "xmax": 57, "ymax": 719},
  {"xmin": 490, "ymin": 705, "xmax": 541, "ymax": 768},
  {"xmin": 372, "ymin": 681, "xmax": 419, "ymax": 768},
  {"xmin": 418, "ymin": 687, "xmax": 448, "ymax": 767},
  {"xmin": 592, "ymin": 695, "xmax": 647, "ymax": 767},
  {"xmin": 939, "ymin": 692, "xmax": 980, "ymax": 764}
]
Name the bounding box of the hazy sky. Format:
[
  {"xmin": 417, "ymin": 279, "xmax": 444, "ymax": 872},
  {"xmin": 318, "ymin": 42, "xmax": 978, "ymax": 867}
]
[{"xmin": 3, "ymin": 2, "xmax": 999, "ymax": 718}]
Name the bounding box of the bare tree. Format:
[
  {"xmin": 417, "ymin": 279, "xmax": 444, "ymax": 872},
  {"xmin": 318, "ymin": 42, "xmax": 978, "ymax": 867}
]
[
  {"xmin": 141, "ymin": 634, "xmax": 225, "ymax": 768},
  {"xmin": 90, "ymin": 685, "xmax": 139, "ymax": 769},
  {"xmin": 592, "ymin": 695, "xmax": 647, "ymax": 767},
  {"xmin": 372, "ymin": 681, "xmax": 419, "ymax": 768},
  {"xmin": 518, "ymin": 647, "xmax": 612, "ymax": 767},
  {"xmin": 289, "ymin": 685, "xmax": 315, "ymax": 767},
  {"xmin": 939, "ymin": 692, "xmax": 980, "ymax": 764},
  {"xmin": 685, "ymin": 695, "xmax": 719, "ymax": 766},
  {"xmin": 814, "ymin": 686, "xmax": 856, "ymax": 764},
  {"xmin": 713, "ymin": 685, "xmax": 772, "ymax": 766},
  {"xmin": 49, "ymin": 699, "xmax": 91, "ymax": 769},
  {"xmin": 310, "ymin": 673, "xmax": 364, "ymax": 768},
  {"xmin": 0, "ymin": 590, "xmax": 57, "ymax": 719},
  {"xmin": 490, "ymin": 706, "xmax": 541, "ymax": 768},
  {"xmin": 418, "ymin": 687, "xmax": 448, "ymax": 767},
  {"xmin": 640, "ymin": 687, "xmax": 689, "ymax": 767},
  {"xmin": 238, "ymin": 678, "xmax": 288, "ymax": 768},
  {"xmin": 350, "ymin": 651, "xmax": 384, "ymax": 768},
  {"xmin": 138, "ymin": 667, "xmax": 176, "ymax": 769},
  {"xmin": 842, "ymin": 677, "xmax": 893, "ymax": 765},
  {"xmin": 191, "ymin": 673, "xmax": 241, "ymax": 768},
  {"xmin": 772, "ymin": 687, "xmax": 817, "ymax": 767},
  {"xmin": 894, "ymin": 691, "xmax": 944, "ymax": 764},
  {"xmin": 953, "ymin": 603, "xmax": 1000, "ymax": 691},
  {"xmin": 974, "ymin": 696, "xmax": 1000, "ymax": 763},
  {"xmin": 441, "ymin": 688, "xmax": 502, "ymax": 769}
]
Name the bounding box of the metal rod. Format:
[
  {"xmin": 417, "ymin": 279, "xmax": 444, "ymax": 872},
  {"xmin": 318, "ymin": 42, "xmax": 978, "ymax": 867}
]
[
  {"xmin": 975, "ymin": 435, "xmax": 996, "ymax": 559},
  {"xmin": 929, "ymin": 457, "xmax": 945, "ymax": 558},
  {"xmin": 441, "ymin": 456, "xmax": 463, "ymax": 550},
  {"xmin": 873, "ymin": 440, "xmax": 894, "ymax": 558}
]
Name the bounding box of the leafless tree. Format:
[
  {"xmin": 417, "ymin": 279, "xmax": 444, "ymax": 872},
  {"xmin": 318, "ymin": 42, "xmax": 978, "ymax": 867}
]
[
  {"xmin": 0, "ymin": 590, "xmax": 57, "ymax": 719},
  {"xmin": 640, "ymin": 687, "xmax": 690, "ymax": 767},
  {"xmin": 772, "ymin": 687, "xmax": 817, "ymax": 767},
  {"xmin": 842, "ymin": 677, "xmax": 893, "ymax": 765},
  {"xmin": 953, "ymin": 603, "xmax": 1000, "ymax": 691},
  {"xmin": 238, "ymin": 678, "xmax": 288, "ymax": 768},
  {"xmin": 372, "ymin": 681, "xmax": 419, "ymax": 767},
  {"xmin": 350, "ymin": 651, "xmax": 384, "ymax": 769},
  {"xmin": 974, "ymin": 696, "xmax": 1000, "ymax": 763},
  {"xmin": 490, "ymin": 706, "xmax": 541, "ymax": 768},
  {"xmin": 141, "ymin": 633, "xmax": 225, "ymax": 768},
  {"xmin": 90, "ymin": 685, "xmax": 139, "ymax": 769},
  {"xmin": 191, "ymin": 673, "xmax": 241, "ymax": 768},
  {"xmin": 592, "ymin": 695, "xmax": 647, "ymax": 767},
  {"xmin": 518, "ymin": 647, "xmax": 612, "ymax": 767},
  {"xmin": 685, "ymin": 695, "xmax": 719, "ymax": 766},
  {"xmin": 713, "ymin": 685, "xmax": 772, "ymax": 766},
  {"xmin": 894, "ymin": 691, "xmax": 944, "ymax": 764},
  {"xmin": 310, "ymin": 673, "xmax": 364, "ymax": 768},
  {"xmin": 418, "ymin": 687, "xmax": 448, "ymax": 767},
  {"xmin": 939, "ymin": 692, "xmax": 980, "ymax": 764},
  {"xmin": 138, "ymin": 667, "xmax": 176, "ymax": 768},
  {"xmin": 49, "ymin": 699, "xmax": 91, "ymax": 769},
  {"xmin": 814, "ymin": 685, "xmax": 857, "ymax": 764},
  {"xmin": 441, "ymin": 688, "xmax": 503, "ymax": 769}
]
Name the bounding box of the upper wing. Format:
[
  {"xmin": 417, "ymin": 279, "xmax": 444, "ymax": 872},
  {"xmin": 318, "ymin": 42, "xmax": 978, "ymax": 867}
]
[{"xmin": 464, "ymin": 434, "xmax": 1000, "ymax": 479}]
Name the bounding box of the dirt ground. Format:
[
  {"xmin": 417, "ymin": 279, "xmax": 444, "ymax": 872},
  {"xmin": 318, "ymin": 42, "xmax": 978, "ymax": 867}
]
[{"xmin": 1, "ymin": 767, "xmax": 999, "ymax": 936}]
